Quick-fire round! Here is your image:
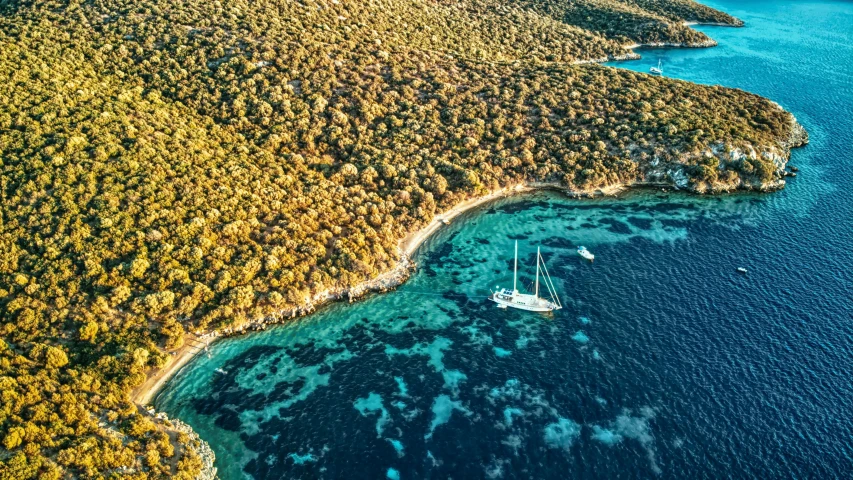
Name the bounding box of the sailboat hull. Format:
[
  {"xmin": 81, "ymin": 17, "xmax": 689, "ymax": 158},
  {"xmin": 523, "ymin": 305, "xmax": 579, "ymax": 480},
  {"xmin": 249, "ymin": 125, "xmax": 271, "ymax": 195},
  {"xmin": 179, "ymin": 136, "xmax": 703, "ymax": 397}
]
[{"xmin": 490, "ymin": 292, "xmax": 560, "ymax": 312}]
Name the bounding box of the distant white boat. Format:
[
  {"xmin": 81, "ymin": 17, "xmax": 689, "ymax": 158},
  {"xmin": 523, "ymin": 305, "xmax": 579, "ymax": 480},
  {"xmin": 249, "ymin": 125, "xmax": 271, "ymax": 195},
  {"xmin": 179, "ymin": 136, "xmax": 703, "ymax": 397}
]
[
  {"xmin": 490, "ymin": 241, "xmax": 562, "ymax": 312},
  {"xmin": 737, "ymin": 267, "xmax": 748, "ymax": 274},
  {"xmin": 578, "ymin": 246, "xmax": 594, "ymax": 261},
  {"xmin": 650, "ymin": 60, "xmax": 664, "ymax": 75},
  {"xmin": 215, "ymin": 368, "xmax": 228, "ymax": 375}
]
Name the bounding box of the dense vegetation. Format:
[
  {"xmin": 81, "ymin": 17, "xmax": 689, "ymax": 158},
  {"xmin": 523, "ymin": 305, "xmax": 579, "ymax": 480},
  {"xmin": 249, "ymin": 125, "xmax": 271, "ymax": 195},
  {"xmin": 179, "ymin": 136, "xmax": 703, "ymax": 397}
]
[
  {"xmin": 507, "ymin": 0, "xmax": 739, "ymax": 46},
  {"xmin": 0, "ymin": 0, "xmax": 797, "ymax": 477}
]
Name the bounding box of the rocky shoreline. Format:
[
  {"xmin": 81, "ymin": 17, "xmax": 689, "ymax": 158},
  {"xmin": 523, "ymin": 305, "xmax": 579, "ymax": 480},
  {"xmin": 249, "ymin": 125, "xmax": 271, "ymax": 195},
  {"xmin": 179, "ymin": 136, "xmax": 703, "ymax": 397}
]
[
  {"xmin": 212, "ymin": 254, "xmax": 416, "ymax": 338},
  {"xmin": 580, "ymin": 18, "xmax": 748, "ymax": 64},
  {"xmin": 780, "ymin": 118, "xmax": 810, "ymax": 149},
  {"xmin": 167, "ymin": 414, "xmax": 218, "ymax": 480},
  {"xmin": 632, "ymin": 39, "xmax": 718, "ymax": 49},
  {"xmin": 684, "ymin": 20, "xmax": 745, "ymax": 27},
  {"xmin": 576, "ymin": 40, "xmax": 718, "ymax": 65},
  {"xmin": 575, "ymin": 50, "xmax": 641, "ymax": 64},
  {"xmin": 646, "ymin": 114, "xmax": 808, "ymax": 194}
]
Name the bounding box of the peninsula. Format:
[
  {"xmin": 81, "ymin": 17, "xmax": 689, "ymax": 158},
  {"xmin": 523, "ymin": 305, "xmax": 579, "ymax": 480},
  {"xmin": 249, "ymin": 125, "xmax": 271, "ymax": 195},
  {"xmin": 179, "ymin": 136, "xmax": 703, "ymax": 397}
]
[{"xmin": 0, "ymin": 0, "xmax": 806, "ymax": 478}]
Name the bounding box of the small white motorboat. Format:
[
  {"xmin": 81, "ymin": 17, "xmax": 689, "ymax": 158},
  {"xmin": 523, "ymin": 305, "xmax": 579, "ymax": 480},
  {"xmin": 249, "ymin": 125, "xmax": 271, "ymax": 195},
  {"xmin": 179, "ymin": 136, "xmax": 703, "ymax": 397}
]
[
  {"xmin": 578, "ymin": 246, "xmax": 594, "ymax": 261},
  {"xmin": 215, "ymin": 368, "xmax": 228, "ymax": 375},
  {"xmin": 650, "ymin": 60, "xmax": 664, "ymax": 75},
  {"xmin": 737, "ymin": 267, "xmax": 748, "ymax": 274}
]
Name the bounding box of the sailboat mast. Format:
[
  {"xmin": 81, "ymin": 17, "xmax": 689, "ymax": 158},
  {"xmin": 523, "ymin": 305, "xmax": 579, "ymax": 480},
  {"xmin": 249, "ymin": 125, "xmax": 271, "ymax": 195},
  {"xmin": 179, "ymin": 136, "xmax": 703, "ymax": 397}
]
[
  {"xmin": 513, "ymin": 241, "xmax": 518, "ymax": 293},
  {"xmin": 535, "ymin": 247, "xmax": 540, "ymax": 298}
]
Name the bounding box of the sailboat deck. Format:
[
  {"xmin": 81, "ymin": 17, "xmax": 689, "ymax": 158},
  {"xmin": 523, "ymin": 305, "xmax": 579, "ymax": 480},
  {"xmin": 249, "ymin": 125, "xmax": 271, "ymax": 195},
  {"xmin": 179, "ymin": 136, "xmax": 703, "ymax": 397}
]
[{"xmin": 491, "ymin": 290, "xmax": 557, "ymax": 312}]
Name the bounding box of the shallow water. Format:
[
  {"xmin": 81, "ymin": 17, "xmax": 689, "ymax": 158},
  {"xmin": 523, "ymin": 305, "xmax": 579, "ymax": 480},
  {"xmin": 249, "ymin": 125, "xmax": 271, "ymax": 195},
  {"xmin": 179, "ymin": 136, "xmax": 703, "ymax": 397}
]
[{"xmin": 157, "ymin": 1, "xmax": 853, "ymax": 477}]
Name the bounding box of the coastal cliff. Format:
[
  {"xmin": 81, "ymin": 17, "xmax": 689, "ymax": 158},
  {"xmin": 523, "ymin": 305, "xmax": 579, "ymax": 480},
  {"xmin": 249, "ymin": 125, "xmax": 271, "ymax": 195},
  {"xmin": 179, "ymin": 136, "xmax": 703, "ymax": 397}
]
[
  {"xmin": 641, "ymin": 113, "xmax": 809, "ymax": 194},
  {"xmin": 170, "ymin": 419, "xmax": 217, "ymax": 480}
]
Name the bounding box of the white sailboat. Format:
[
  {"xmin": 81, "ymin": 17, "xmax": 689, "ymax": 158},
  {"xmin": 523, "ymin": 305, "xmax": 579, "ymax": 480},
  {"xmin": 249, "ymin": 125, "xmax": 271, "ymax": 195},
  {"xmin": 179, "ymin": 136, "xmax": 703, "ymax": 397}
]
[
  {"xmin": 650, "ymin": 60, "xmax": 664, "ymax": 75},
  {"xmin": 490, "ymin": 241, "xmax": 562, "ymax": 312}
]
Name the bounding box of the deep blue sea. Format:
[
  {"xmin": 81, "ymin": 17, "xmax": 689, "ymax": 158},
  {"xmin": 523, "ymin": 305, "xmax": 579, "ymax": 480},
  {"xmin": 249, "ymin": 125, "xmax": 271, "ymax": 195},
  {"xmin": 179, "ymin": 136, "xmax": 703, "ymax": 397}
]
[{"xmin": 157, "ymin": 1, "xmax": 853, "ymax": 478}]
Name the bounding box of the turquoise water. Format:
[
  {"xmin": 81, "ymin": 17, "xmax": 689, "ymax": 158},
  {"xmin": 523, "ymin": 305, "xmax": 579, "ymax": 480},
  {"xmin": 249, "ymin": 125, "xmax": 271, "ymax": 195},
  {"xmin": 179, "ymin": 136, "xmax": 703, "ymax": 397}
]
[{"xmin": 157, "ymin": 1, "xmax": 853, "ymax": 477}]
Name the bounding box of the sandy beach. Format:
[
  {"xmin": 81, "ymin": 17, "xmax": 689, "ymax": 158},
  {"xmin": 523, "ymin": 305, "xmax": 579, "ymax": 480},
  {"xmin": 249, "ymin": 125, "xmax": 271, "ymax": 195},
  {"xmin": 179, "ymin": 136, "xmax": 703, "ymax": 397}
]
[{"xmin": 132, "ymin": 333, "xmax": 214, "ymax": 405}]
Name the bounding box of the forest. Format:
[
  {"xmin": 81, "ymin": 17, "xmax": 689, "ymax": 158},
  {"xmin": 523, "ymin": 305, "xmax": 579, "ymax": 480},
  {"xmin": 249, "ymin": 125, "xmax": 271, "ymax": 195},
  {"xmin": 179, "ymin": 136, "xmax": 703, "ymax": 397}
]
[{"xmin": 0, "ymin": 0, "xmax": 799, "ymax": 477}]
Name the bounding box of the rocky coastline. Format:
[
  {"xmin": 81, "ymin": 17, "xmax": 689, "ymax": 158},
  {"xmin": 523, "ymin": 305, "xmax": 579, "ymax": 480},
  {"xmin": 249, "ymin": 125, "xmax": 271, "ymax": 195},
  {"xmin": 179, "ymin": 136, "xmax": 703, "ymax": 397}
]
[
  {"xmin": 625, "ymin": 39, "xmax": 718, "ymax": 50},
  {"xmin": 684, "ymin": 20, "xmax": 745, "ymax": 27},
  {"xmin": 575, "ymin": 50, "xmax": 641, "ymax": 64},
  {"xmin": 576, "ymin": 39, "xmax": 718, "ymax": 65},
  {"xmin": 580, "ymin": 18, "xmax": 748, "ymax": 65},
  {"xmin": 212, "ymin": 254, "xmax": 416, "ymax": 338},
  {"xmin": 165, "ymin": 414, "xmax": 218, "ymax": 480}
]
